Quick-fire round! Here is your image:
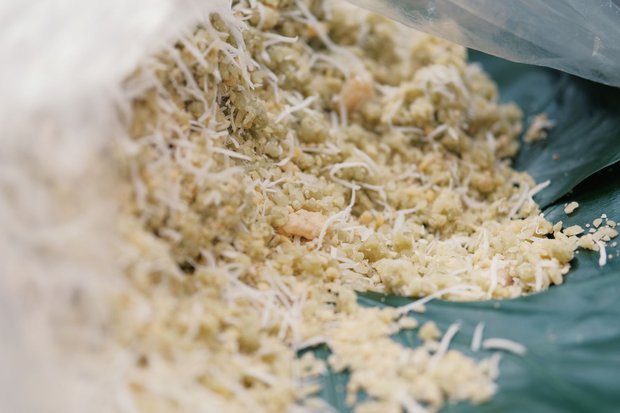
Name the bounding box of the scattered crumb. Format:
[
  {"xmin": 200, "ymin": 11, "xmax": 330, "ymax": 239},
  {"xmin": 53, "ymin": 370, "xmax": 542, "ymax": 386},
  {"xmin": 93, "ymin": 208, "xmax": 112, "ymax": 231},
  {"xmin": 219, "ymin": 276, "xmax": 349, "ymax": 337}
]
[
  {"xmin": 564, "ymin": 225, "xmax": 585, "ymax": 236},
  {"xmin": 419, "ymin": 321, "xmax": 441, "ymax": 342},
  {"xmin": 397, "ymin": 316, "xmax": 419, "ymax": 330},
  {"xmin": 524, "ymin": 113, "xmax": 555, "ymax": 143},
  {"xmin": 564, "ymin": 201, "xmax": 579, "ymax": 215}
]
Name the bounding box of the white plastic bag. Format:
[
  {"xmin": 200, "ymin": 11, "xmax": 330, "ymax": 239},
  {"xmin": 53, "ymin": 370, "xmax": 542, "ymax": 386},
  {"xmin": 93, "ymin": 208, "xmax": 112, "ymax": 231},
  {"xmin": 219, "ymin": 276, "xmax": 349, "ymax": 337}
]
[{"xmin": 349, "ymin": 0, "xmax": 620, "ymax": 86}]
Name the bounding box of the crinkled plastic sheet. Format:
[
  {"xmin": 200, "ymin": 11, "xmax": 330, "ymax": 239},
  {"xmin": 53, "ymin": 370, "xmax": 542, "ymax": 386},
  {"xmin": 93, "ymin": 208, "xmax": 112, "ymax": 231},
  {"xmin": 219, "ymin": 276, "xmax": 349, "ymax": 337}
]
[{"xmin": 349, "ymin": 0, "xmax": 620, "ymax": 86}]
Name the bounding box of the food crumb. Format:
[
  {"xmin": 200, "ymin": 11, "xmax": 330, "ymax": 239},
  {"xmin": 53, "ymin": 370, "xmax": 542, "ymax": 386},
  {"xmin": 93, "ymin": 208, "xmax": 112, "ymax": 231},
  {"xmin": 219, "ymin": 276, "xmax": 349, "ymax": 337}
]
[
  {"xmin": 564, "ymin": 201, "xmax": 579, "ymax": 215},
  {"xmin": 419, "ymin": 321, "xmax": 441, "ymax": 341},
  {"xmin": 397, "ymin": 316, "xmax": 419, "ymax": 330},
  {"xmin": 564, "ymin": 225, "xmax": 584, "ymax": 236},
  {"xmin": 524, "ymin": 113, "xmax": 555, "ymax": 143}
]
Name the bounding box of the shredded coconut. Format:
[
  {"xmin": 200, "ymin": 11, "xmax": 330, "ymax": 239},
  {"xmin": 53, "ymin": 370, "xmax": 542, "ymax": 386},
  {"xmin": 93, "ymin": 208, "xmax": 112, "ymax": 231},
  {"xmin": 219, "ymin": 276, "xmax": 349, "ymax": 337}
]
[
  {"xmin": 596, "ymin": 240, "xmax": 607, "ymax": 266},
  {"xmin": 430, "ymin": 322, "xmax": 461, "ymax": 367},
  {"xmin": 482, "ymin": 338, "xmax": 527, "ymax": 356},
  {"xmin": 471, "ymin": 322, "xmax": 485, "ymax": 352}
]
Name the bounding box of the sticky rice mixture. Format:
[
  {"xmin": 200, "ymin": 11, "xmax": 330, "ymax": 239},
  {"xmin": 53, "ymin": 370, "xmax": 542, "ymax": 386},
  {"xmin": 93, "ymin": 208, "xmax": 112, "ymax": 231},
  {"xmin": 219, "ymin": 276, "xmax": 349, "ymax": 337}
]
[{"xmin": 110, "ymin": 0, "xmax": 618, "ymax": 412}]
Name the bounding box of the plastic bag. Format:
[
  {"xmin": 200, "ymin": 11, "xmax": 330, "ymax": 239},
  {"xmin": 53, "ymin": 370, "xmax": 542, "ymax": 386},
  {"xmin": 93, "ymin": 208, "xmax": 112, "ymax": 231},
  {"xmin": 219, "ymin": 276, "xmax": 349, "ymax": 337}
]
[{"xmin": 349, "ymin": 0, "xmax": 620, "ymax": 86}]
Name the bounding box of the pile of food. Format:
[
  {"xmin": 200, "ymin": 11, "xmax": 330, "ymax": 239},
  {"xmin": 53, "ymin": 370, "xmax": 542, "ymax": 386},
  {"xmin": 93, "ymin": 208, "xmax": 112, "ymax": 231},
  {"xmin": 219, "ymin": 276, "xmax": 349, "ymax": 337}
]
[{"xmin": 108, "ymin": 0, "xmax": 618, "ymax": 412}]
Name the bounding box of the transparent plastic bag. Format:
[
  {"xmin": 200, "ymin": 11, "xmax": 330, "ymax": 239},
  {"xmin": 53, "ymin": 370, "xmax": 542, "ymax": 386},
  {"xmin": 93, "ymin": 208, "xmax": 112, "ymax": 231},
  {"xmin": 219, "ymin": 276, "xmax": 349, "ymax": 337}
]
[{"xmin": 349, "ymin": 0, "xmax": 620, "ymax": 86}]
